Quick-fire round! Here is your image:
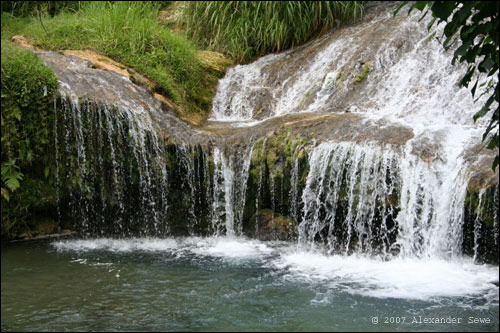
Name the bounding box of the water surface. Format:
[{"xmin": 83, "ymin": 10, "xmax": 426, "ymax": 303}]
[{"xmin": 2, "ymin": 237, "xmax": 498, "ymax": 331}]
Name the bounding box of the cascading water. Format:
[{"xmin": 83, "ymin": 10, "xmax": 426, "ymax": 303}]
[
  {"xmin": 209, "ymin": 2, "xmax": 498, "ymax": 262},
  {"xmin": 45, "ymin": 51, "xmax": 222, "ymax": 237},
  {"xmin": 54, "ymin": 90, "xmax": 170, "ymax": 236},
  {"xmin": 297, "ymin": 140, "xmax": 477, "ymax": 260},
  {"xmin": 211, "ymin": 145, "xmax": 254, "ymax": 236},
  {"xmin": 46, "ymin": 0, "xmax": 497, "ymax": 255},
  {"xmin": 299, "ymin": 142, "xmax": 399, "ymax": 256}
]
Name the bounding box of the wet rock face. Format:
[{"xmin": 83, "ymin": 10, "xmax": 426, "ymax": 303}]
[
  {"xmin": 38, "ymin": 52, "xmax": 150, "ymax": 109},
  {"xmin": 462, "ymin": 186, "xmax": 499, "ymax": 264},
  {"xmin": 464, "ymin": 143, "xmax": 500, "ymax": 192},
  {"xmin": 244, "ymin": 210, "xmax": 296, "ymax": 241},
  {"xmin": 37, "ymin": 51, "xmax": 203, "ymax": 146}
]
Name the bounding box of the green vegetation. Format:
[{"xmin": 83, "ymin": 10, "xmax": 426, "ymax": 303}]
[
  {"xmin": 183, "ymin": 1, "xmax": 365, "ymax": 62},
  {"xmin": 1, "ymin": 1, "xmax": 226, "ymax": 122},
  {"xmin": 396, "ymin": 1, "xmax": 499, "ymax": 170},
  {"xmin": 354, "ymin": 63, "xmax": 371, "ymax": 83},
  {"xmin": 1, "ymin": 39, "xmax": 59, "ymax": 237},
  {"xmin": 0, "ymin": 1, "xmax": 81, "ymax": 18}
]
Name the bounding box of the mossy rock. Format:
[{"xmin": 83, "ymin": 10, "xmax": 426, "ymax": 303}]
[{"xmin": 245, "ymin": 209, "xmax": 296, "ymax": 241}]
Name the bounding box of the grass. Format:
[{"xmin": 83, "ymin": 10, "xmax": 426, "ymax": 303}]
[
  {"xmin": 182, "ymin": 1, "xmax": 365, "ymax": 62},
  {"xmin": 1, "ymin": 1, "xmax": 228, "ymax": 123}
]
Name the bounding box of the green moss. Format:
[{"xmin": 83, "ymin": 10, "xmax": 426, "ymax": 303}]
[
  {"xmin": 354, "ymin": 62, "xmax": 371, "ymax": 84},
  {"xmin": 266, "ymin": 150, "xmax": 278, "ymax": 171},
  {"xmin": 275, "ymin": 166, "xmax": 283, "ymax": 178},
  {"xmin": 465, "ymin": 186, "xmax": 499, "ymax": 228},
  {"xmin": 255, "ymin": 209, "xmax": 295, "ymax": 235}
]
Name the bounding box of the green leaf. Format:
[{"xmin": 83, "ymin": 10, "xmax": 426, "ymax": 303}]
[
  {"xmin": 393, "ymin": 2, "xmax": 409, "ymax": 16},
  {"xmin": 5, "ymin": 177, "xmax": 20, "ymax": 192},
  {"xmin": 470, "ymin": 79, "xmax": 479, "ymax": 98},
  {"xmin": 12, "ymin": 108, "xmax": 22, "ymax": 121},
  {"xmin": 459, "ymin": 67, "xmax": 475, "ymax": 88},
  {"xmin": 478, "ymin": 56, "xmax": 494, "ymax": 73},
  {"xmin": 487, "ymin": 134, "xmax": 498, "ymax": 149},
  {"xmin": 44, "ymin": 166, "xmax": 50, "ymax": 178},
  {"xmin": 414, "ymin": 1, "xmax": 431, "ymax": 12},
  {"xmin": 430, "ymin": 1, "xmax": 456, "ymax": 21},
  {"xmin": 453, "ymin": 39, "xmax": 473, "ymax": 57},
  {"xmin": 473, "ymin": 95, "xmax": 495, "ymax": 121},
  {"xmin": 474, "ymin": 105, "xmax": 490, "ymax": 122},
  {"xmin": 1, "ymin": 187, "xmax": 10, "ymax": 202}
]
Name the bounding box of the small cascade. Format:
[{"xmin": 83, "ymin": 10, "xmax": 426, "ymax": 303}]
[
  {"xmin": 289, "ymin": 142, "xmax": 306, "ymax": 224},
  {"xmin": 254, "ymin": 138, "xmax": 268, "ymax": 235},
  {"xmin": 53, "ymin": 93, "xmax": 61, "ymax": 230},
  {"xmin": 175, "ymin": 145, "xmax": 197, "ymax": 231},
  {"xmin": 299, "ymin": 142, "xmax": 399, "ymax": 256},
  {"xmin": 54, "ymin": 92, "xmax": 171, "ymax": 236},
  {"xmin": 297, "ymin": 138, "xmax": 483, "ymax": 260},
  {"xmin": 473, "ymin": 189, "xmax": 486, "ymax": 262},
  {"xmin": 54, "ymin": 76, "xmax": 258, "ymax": 239},
  {"xmin": 211, "ymin": 147, "xmax": 234, "ymax": 235},
  {"xmin": 211, "ymin": 145, "xmax": 254, "ymax": 236},
  {"xmin": 391, "ymin": 143, "xmax": 471, "ymax": 259},
  {"xmin": 289, "ymin": 153, "xmax": 300, "ymax": 223},
  {"xmin": 209, "ymin": 3, "xmax": 490, "ymax": 127}
]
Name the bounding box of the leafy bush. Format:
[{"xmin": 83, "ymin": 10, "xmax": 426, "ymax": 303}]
[
  {"xmin": 182, "ymin": 1, "xmax": 365, "ymax": 62},
  {"xmin": 1, "ymin": 39, "xmax": 59, "ymax": 236}
]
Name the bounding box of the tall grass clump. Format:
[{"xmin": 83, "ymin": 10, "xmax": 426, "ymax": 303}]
[{"xmin": 183, "ymin": 1, "xmax": 365, "ymax": 62}]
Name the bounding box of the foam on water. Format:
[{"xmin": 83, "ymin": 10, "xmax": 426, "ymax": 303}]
[
  {"xmin": 274, "ymin": 251, "xmax": 499, "ymax": 303},
  {"xmin": 52, "ymin": 238, "xmax": 178, "ymax": 253},
  {"xmin": 190, "ymin": 237, "xmax": 274, "ymax": 259},
  {"xmin": 52, "ymin": 237, "xmax": 274, "ymax": 260}
]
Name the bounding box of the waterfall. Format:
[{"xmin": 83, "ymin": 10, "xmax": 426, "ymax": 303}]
[
  {"xmin": 44, "ymin": 2, "xmax": 497, "ymax": 263},
  {"xmin": 205, "ymin": 2, "xmax": 497, "ymax": 261},
  {"xmin": 211, "ymin": 145, "xmax": 254, "ymax": 236},
  {"xmin": 298, "ymin": 140, "xmax": 476, "ymax": 259},
  {"xmin": 299, "ymin": 142, "xmax": 399, "ymax": 256},
  {"xmin": 54, "ymin": 90, "xmax": 170, "ymax": 236}
]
